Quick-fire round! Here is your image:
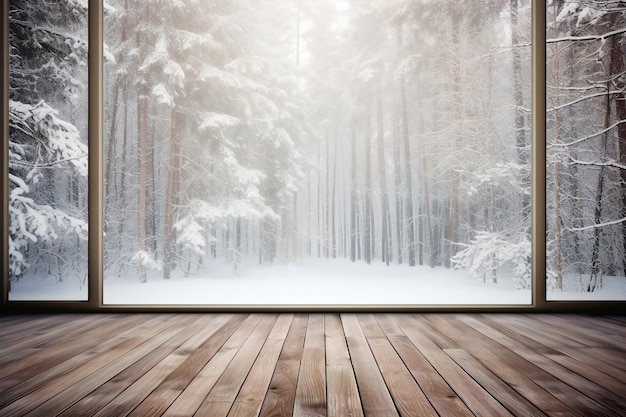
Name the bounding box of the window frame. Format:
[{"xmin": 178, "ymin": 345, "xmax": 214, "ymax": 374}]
[{"xmin": 1, "ymin": 0, "xmax": 624, "ymax": 313}]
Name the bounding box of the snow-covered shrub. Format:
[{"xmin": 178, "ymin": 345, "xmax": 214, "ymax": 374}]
[
  {"xmin": 451, "ymin": 231, "xmax": 530, "ymax": 289},
  {"xmin": 131, "ymin": 250, "xmax": 161, "ymax": 276}
]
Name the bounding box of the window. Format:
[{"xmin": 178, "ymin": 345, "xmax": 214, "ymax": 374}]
[
  {"xmin": 6, "ymin": 0, "xmax": 89, "ymax": 301},
  {"xmin": 2, "ymin": 0, "xmax": 625, "ymax": 310},
  {"xmin": 546, "ymin": 1, "xmax": 626, "ymax": 301}
]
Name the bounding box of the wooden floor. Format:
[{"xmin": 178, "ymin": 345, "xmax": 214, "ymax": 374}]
[{"xmin": 0, "ymin": 314, "xmax": 625, "ymax": 417}]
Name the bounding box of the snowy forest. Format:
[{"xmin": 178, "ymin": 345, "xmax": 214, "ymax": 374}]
[{"xmin": 7, "ymin": 0, "xmax": 626, "ymax": 302}]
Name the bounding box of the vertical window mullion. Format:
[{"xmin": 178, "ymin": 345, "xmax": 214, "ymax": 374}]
[
  {"xmin": 89, "ymin": 0, "xmax": 104, "ymax": 308},
  {"xmin": 1, "ymin": 0, "xmax": 9, "ymax": 305},
  {"xmin": 532, "ymin": 0, "xmax": 547, "ymax": 309}
]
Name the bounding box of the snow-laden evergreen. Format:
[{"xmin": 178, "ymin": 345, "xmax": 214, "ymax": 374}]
[{"xmin": 8, "ymin": 0, "xmax": 89, "ymax": 287}]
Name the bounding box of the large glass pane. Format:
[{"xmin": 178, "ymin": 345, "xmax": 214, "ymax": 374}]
[
  {"xmin": 7, "ymin": 0, "xmax": 89, "ymax": 300},
  {"xmin": 547, "ymin": 1, "xmax": 626, "ymax": 300},
  {"xmin": 104, "ymin": 0, "xmax": 531, "ymax": 305}
]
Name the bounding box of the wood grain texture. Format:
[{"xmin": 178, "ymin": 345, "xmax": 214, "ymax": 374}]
[
  {"xmin": 258, "ymin": 314, "xmax": 307, "ymax": 417},
  {"xmin": 0, "ymin": 313, "xmax": 624, "ymax": 417},
  {"xmin": 293, "ymin": 313, "xmax": 326, "ymax": 417}
]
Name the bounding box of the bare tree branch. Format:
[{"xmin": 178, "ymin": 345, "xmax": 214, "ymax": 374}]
[
  {"xmin": 550, "ymin": 119, "xmax": 626, "ymax": 147},
  {"xmin": 566, "ymin": 156, "xmax": 626, "ymax": 170}
]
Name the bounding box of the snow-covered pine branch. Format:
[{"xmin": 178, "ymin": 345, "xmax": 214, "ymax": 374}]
[
  {"xmin": 568, "ymin": 217, "xmax": 626, "ymax": 232},
  {"xmin": 9, "ymin": 100, "xmax": 88, "ymax": 176},
  {"xmin": 9, "ymin": 179, "xmax": 88, "ymax": 279}
]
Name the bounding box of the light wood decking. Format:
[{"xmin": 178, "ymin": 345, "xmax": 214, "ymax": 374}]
[{"xmin": 0, "ymin": 313, "xmax": 624, "ymax": 416}]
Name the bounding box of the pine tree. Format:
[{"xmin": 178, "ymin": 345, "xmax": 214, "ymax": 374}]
[{"xmin": 8, "ymin": 0, "xmax": 89, "ymax": 285}]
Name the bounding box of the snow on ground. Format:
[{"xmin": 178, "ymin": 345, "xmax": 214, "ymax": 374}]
[
  {"xmin": 547, "ymin": 273, "xmax": 626, "ymax": 301},
  {"xmin": 101, "ymin": 259, "xmax": 531, "ymax": 305},
  {"xmin": 9, "ymin": 258, "xmax": 626, "ymax": 304},
  {"xmin": 9, "ymin": 273, "xmax": 87, "ymax": 301}
]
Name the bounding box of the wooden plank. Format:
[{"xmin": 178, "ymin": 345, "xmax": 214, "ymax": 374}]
[
  {"xmin": 460, "ymin": 314, "xmax": 626, "ymax": 415},
  {"xmin": 226, "ymin": 315, "xmax": 293, "ymax": 417},
  {"xmin": 480, "ymin": 315, "xmax": 626, "ymax": 380},
  {"xmin": 537, "ymin": 315, "xmax": 626, "ymax": 348},
  {"xmin": 445, "ymin": 348, "xmax": 549, "ymax": 417},
  {"xmin": 543, "ymin": 352, "xmax": 626, "ymax": 409},
  {"xmin": 0, "ymin": 314, "xmax": 87, "ymax": 354},
  {"xmin": 0, "ymin": 314, "xmax": 186, "ymax": 417},
  {"xmin": 376, "ymin": 315, "xmax": 475, "ymax": 417},
  {"xmin": 0, "ymin": 315, "xmax": 48, "ymax": 340},
  {"xmin": 0, "ymin": 314, "xmax": 164, "ymax": 409},
  {"xmin": 462, "ymin": 315, "xmax": 626, "ymax": 403},
  {"xmin": 511, "ymin": 314, "xmax": 626, "ymax": 350},
  {"xmin": 390, "ymin": 314, "xmax": 515, "ymax": 417},
  {"xmin": 358, "ymin": 315, "xmax": 439, "ymax": 417},
  {"xmin": 528, "ymin": 315, "xmax": 626, "ymax": 369},
  {"xmin": 129, "ymin": 314, "xmax": 258, "ymax": 417},
  {"xmin": 37, "ymin": 317, "xmax": 202, "ymax": 417},
  {"xmin": 606, "ymin": 315, "xmax": 626, "ymax": 325},
  {"xmin": 342, "ymin": 313, "xmax": 399, "ymax": 417},
  {"xmin": 0, "ymin": 314, "xmax": 146, "ymax": 393},
  {"xmin": 293, "ymin": 313, "xmax": 326, "ymax": 417},
  {"xmin": 325, "ymin": 314, "xmax": 364, "ymax": 417},
  {"xmin": 58, "ymin": 314, "xmax": 233, "ymax": 417},
  {"xmin": 325, "ymin": 313, "xmax": 352, "ymax": 367},
  {"xmin": 258, "ymin": 314, "xmax": 308, "ymax": 417},
  {"xmin": 192, "ymin": 314, "xmax": 279, "ymax": 417},
  {"xmin": 424, "ymin": 314, "xmax": 617, "ymax": 417},
  {"xmin": 1, "ymin": 313, "xmax": 625, "ymax": 417}
]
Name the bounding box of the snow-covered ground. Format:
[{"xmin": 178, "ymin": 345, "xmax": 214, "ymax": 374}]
[
  {"xmin": 102, "ymin": 259, "xmax": 531, "ymax": 305},
  {"xmin": 9, "ymin": 273, "xmax": 88, "ymax": 301},
  {"xmin": 8, "ymin": 258, "xmax": 626, "ymax": 304}
]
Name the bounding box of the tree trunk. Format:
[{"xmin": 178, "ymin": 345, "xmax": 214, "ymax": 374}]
[
  {"xmin": 590, "ymin": 166, "xmax": 605, "ymax": 291},
  {"xmin": 511, "ymin": 0, "xmax": 530, "ymax": 221},
  {"xmin": 137, "ymin": 89, "xmax": 148, "ymax": 283},
  {"xmin": 394, "ymin": 112, "xmax": 404, "ymax": 265},
  {"xmin": 163, "ymin": 106, "xmax": 180, "ymax": 280},
  {"xmin": 609, "ymin": 19, "xmax": 626, "ymax": 276},
  {"xmin": 398, "ymin": 24, "xmax": 416, "ymax": 266},
  {"xmin": 416, "ymin": 85, "xmax": 435, "ymax": 268},
  {"xmin": 104, "ymin": 78, "xmax": 120, "ymax": 267},
  {"xmin": 104, "ymin": 81, "xmax": 120, "ymax": 209},
  {"xmin": 550, "ymin": 7, "xmax": 564, "ymax": 288},
  {"xmin": 117, "ymin": 89, "xmax": 129, "ymax": 274},
  {"xmin": 350, "ymin": 121, "xmax": 358, "ymax": 262},
  {"xmin": 327, "ymin": 128, "xmax": 336, "ymax": 259},
  {"xmin": 376, "ymin": 82, "xmax": 391, "ymax": 265},
  {"xmin": 147, "ymin": 123, "xmax": 157, "ymax": 255},
  {"xmin": 590, "ymin": 82, "xmax": 611, "ymax": 291},
  {"xmin": 364, "ymin": 108, "xmax": 373, "ymax": 265},
  {"xmin": 445, "ymin": 14, "xmax": 465, "ymax": 269}
]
